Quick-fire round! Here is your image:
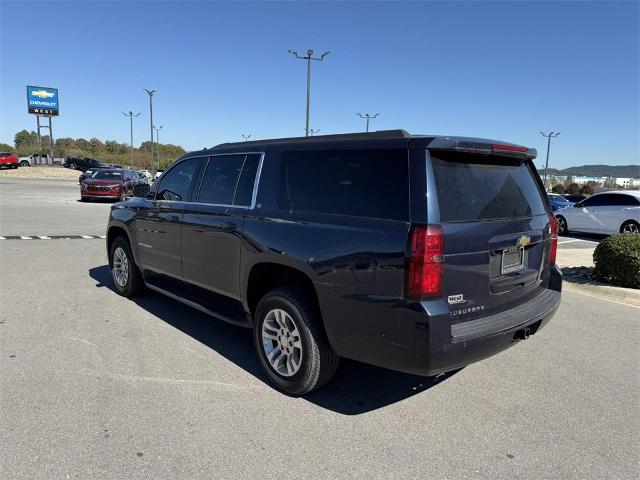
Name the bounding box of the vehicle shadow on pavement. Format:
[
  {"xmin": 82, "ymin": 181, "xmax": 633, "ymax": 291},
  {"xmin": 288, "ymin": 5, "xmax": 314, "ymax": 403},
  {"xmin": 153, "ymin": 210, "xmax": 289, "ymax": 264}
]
[{"xmin": 89, "ymin": 265, "xmax": 461, "ymax": 415}]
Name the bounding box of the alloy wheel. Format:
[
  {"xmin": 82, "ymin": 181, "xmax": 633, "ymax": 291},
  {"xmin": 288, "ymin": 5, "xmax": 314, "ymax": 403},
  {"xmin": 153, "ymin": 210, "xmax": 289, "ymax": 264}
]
[
  {"xmin": 557, "ymin": 217, "xmax": 566, "ymax": 234},
  {"xmin": 112, "ymin": 247, "xmax": 130, "ymax": 287},
  {"xmin": 261, "ymin": 309, "xmax": 303, "ymax": 377},
  {"xmin": 623, "ymin": 222, "xmax": 639, "ymax": 234}
]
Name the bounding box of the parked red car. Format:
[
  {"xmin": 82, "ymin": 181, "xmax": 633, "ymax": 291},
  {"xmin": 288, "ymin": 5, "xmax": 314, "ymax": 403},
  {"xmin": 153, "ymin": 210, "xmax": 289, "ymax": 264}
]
[
  {"xmin": 0, "ymin": 152, "xmax": 18, "ymax": 169},
  {"xmin": 80, "ymin": 169, "xmax": 135, "ymax": 202}
]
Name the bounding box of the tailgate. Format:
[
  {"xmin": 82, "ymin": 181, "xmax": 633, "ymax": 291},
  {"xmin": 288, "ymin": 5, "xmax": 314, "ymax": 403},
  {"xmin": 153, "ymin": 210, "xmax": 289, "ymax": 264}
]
[{"xmin": 429, "ymin": 151, "xmax": 553, "ymax": 319}]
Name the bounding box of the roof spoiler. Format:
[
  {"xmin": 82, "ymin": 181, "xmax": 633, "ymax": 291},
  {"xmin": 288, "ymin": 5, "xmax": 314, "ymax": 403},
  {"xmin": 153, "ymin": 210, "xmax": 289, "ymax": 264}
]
[{"xmin": 427, "ymin": 137, "xmax": 537, "ymax": 160}]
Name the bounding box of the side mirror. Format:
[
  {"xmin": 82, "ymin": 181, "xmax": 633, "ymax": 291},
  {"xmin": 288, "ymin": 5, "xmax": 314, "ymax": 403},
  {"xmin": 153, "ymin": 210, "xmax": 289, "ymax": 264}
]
[{"xmin": 133, "ymin": 184, "xmax": 150, "ymax": 197}]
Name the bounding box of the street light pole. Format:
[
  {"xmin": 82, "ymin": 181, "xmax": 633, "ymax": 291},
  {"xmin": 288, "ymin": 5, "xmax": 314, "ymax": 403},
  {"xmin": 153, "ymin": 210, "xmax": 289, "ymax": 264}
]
[
  {"xmin": 143, "ymin": 89, "xmax": 156, "ymax": 169},
  {"xmin": 242, "ymin": 134, "xmax": 252, "ymax": 142},
  {"xmin": 540, "ymin": 131, "xmax": 560, "ymax": 189},
  {"xmin": 357, "ymin": 113, "xmax": 380, "ymax": 132},
  {"xmin": 122, "ymin": 111, "xmax": 141, "ymax": 169},
  {"xmin": 153, "ymin": 125, "xmax": 163, "ymax": 170},
  {"xmin": 288, "ymin": 49, "xmax": 330, "ymax": 136}
]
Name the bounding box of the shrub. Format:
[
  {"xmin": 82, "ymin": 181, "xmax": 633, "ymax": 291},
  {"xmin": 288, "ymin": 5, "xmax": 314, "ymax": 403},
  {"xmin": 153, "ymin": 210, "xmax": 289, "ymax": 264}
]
[
  {"xmin": 551, "ymin": 184, "xmax": 565, "ymax": 194},
  {"xmin": 579, "ymin": 184, "xmax": 594, "ymax": 195},
  {"xmin": 566, "ymin": 183, "xmax": 581, "ymax": 194},
  {"xmin": 593, "ymin": 233, "xmax": 640, "ymax": 289}
]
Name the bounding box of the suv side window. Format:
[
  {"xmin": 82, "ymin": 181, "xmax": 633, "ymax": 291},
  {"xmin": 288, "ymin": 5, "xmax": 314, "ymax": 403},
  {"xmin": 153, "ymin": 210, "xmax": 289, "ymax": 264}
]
[
  {"xmin": 197, "ymin": 154, "xmax": 261, "ymax": 207},
  {"xmin": 156, "ymin": 157, "xmax": 201, "ymax": 201},
  {"xmin": 281, "ymin": 149, "xmax": 409, "ymax": 221}
]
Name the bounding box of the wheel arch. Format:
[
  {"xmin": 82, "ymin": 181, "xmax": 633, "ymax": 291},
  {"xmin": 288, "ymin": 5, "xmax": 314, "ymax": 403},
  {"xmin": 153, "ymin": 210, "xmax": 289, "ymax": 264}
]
[{"xmin": 245, "ymin": 261, "xmax": 323, "ymax": 328}]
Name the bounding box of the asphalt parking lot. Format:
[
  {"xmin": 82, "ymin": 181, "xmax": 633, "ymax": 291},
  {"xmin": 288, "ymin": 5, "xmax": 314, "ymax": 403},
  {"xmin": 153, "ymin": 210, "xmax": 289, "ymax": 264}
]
[{"xmin": 1, "ymin": 177, "xmax": 638, "ymax": 479}]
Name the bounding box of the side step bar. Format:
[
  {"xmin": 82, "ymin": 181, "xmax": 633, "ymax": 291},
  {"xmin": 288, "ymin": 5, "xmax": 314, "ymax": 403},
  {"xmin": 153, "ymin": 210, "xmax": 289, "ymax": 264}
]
[{"xmin": 145, "ymin": 282, "xmax": 252, "ymax": 328}]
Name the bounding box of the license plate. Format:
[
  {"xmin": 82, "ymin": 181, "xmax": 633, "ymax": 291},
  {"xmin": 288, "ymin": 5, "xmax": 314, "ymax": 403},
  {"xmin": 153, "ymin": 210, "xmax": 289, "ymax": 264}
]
[{"xmin": 501, "ymin": 248, "xmax": 524, "ymax": 274}]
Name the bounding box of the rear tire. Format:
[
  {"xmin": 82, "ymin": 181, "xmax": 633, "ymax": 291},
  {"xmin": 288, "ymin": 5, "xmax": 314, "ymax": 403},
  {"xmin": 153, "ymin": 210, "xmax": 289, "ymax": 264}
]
[
  {"xmin": 109, "ymin": 236, "xmax": 145, "ymax": 297},
  {"xmin": 20, "ymin": 161, "xmax": 29, "ymax": 167},
  {"xmin": 621, "ymin": 220, "xmax": 639, "ymax": 234},
  {"xmin": 556, "ymin": 215, "xmax": 568, "ymax": 235},
  {"xmin": 253, "ymin": 287, "xmax": 339, "ymax": 395}
]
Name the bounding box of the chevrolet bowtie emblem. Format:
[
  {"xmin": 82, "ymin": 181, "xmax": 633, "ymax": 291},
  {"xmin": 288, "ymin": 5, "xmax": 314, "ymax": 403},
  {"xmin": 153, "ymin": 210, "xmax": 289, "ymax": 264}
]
[{"xmin": 517, "ymin": 235, "xmax": 531, "ymax": 248}]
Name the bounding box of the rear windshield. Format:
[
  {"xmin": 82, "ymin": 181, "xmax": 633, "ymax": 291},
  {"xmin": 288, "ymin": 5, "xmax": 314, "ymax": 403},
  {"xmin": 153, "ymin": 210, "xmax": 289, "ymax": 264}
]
[
  {"xmin": 92, "ymin": 170, "xmax": 122, "ymax": 180},
  {"xmin": 431, "ymin": 153, "xmax": 547, "ymax": 222}
]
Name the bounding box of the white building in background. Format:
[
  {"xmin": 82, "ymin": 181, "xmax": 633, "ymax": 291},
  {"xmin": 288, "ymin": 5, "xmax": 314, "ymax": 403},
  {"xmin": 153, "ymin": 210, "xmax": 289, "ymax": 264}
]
[
  {"xmin": 614, "ymin": 177, "xmax": 632, "ymax": 187},
  {"xmin": 572, "ymin": 176, "xmax": 607, "ymax": 185},
  {"xmin": 631, "ymin": 178, "xmax": 640, "ymax": 187}
]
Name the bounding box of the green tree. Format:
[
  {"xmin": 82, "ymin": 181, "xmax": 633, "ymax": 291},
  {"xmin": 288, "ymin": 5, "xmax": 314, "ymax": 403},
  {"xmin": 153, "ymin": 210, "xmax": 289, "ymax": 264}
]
[
  {"xmin": 551, "ymin": 184, "xmax": 565, "ymax": 194},
  {"xmin": 88, "ymin": 138, "xmax": 103, "ymax": 154},
  {"xmin": 14, "ymin": 130, "xmax": 38, "ymax": 151},
  {"xmin": 0, "ymin": 143, "xmax": 15, "ymax": 153}
]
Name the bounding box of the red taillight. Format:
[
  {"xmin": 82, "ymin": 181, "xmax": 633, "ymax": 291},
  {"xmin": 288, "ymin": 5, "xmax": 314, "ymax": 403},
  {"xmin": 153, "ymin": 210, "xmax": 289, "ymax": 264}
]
[
  {"xmin": 407, "ymin": 225, "xmax": 444, "ymax": 299},
  {"xmin": 548, "ymin": 213, "xmax": 558, "ymax": 265},
  {"xmin": 492, "ymin": 143, "xmax": 528, "ymax": 153}
]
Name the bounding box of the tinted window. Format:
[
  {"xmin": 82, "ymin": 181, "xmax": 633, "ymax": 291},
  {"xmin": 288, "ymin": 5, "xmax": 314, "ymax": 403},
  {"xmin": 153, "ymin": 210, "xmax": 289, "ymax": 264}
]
[
  {"xmin": 431, "ymin": 153, "xmax": 547, "ymax": 222},
  {"xmin": 92, "ymin": 170, "xmax": 122, "ymax": 180},
  {"xmin": 281, "ymin": 149, "xmax": 409, "ymax": 221},
  {"xmin": 610, "ymin": 194, "xmax": 640, "ymax": 206},
  {"xmin": 197, "ymin": 154, "xmax": 260, "ymax": 206},
  {"xmin": 581, "ymin": 194, "xmax": 615, "ymax": 207},
  {"xmin": 157, "ymin": 158, "xmax": 200, "ymax": 201}
]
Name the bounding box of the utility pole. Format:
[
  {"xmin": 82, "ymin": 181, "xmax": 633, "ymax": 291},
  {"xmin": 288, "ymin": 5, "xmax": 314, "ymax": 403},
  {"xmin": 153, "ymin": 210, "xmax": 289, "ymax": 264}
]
[
  {"xmin": 153, "ymin": 125, "xmax": 163, "ymax": 170},
  {"xmin": 241, "ymin": 134, "xmax": 252, "ymax": 142},
  {"xmin": 288, "ymin": 49, "xmax": 330, "ymax": 136},
  {"xmin": 143, "ymin": 89, "xmax": 156, "ymax": 170},
  {"xmin": 357, "ymin": 113, "xmax": 379, "ymax": 132},
  {"xmin": 122, "ymin": 111, "xmax": 141, "ymax": 168},
  {"xmin": 540, "ymin": 131, "xmax": 560, "ymax": 190}
]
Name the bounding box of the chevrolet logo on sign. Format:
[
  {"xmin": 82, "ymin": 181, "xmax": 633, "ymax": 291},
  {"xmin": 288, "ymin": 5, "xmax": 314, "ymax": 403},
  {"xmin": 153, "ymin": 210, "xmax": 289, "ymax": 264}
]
[{"xmin": 517, "ymin": 235, "xmax": 531, "ymax": 248}]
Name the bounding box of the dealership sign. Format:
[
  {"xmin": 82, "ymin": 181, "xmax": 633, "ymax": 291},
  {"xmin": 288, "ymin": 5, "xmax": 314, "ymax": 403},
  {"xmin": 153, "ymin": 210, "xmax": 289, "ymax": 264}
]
[{"xmin": 26, "ymin": 85, "xmax": 59, "ymax": 116}]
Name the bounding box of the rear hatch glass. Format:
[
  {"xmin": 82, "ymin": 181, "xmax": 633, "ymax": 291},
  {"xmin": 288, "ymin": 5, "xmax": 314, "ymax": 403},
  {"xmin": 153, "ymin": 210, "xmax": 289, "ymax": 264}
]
[{"xmin": 429, "ymin": 151, "xmax": 551, "ymax": 321}]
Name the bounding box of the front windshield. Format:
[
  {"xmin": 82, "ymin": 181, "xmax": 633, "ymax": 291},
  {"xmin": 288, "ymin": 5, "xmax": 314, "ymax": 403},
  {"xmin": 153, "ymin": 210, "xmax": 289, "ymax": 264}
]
[{"xmin": 92, "ymin": 170, "xmax": 122, "ymax": 180}]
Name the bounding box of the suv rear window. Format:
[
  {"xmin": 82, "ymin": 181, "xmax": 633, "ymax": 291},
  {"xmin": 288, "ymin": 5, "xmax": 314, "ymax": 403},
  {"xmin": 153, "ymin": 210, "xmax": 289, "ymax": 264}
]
[
  {"xmin": 281, "ymin": 149, "xmax": 409, "ymax": 221},
  {"xmin": 431, "ymin": 153, "xmax": 547, "ymax": 222}
]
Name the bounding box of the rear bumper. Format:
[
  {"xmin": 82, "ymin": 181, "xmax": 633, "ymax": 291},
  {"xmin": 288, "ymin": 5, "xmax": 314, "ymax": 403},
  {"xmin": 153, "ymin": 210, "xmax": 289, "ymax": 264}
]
[{"xmin": 321, "ymin": 265, "xmax": 562, "ymax": 377}]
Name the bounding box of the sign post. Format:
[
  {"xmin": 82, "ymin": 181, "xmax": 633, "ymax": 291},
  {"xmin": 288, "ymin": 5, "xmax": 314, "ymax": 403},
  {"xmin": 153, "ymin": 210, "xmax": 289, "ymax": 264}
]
[{"xmin": 26, "ymin": 86, "xmax": 59, "ymax": 165}]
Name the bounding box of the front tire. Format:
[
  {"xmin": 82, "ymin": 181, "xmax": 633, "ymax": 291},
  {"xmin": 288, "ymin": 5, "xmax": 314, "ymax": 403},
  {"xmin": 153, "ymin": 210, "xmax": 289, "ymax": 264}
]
[
  {"xmin": 621, "ymin": 220, "xmax": 639, "ymax": 234},
  {"xmin": 109, "ymin": 236, "xmax": 144, "ymax": 297},
  {"xmin": 20, "ymin": 161, "xmax": 29, "ymax": 167},
  {"xmin": 253, "ymin": 288, "xmax": 339, "ymax": 395},
  {"xmin": 556, "ymin": 215, "xmax": 568, "ymax": 235}
]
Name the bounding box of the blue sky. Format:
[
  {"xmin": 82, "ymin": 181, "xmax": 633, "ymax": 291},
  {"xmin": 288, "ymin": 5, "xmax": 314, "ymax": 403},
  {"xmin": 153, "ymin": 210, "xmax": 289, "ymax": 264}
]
[{"xmin": 1, "ymin": 0, "xmax": 638, "ymax": 169}]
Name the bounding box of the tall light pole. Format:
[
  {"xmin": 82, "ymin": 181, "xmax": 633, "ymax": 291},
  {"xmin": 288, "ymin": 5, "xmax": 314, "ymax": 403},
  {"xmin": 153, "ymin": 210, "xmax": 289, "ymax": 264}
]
[
  {"xmin": 153, "ymin": 125, "xmax": 163, "ymax": 170},
  {"xmin": 143, "ymin": 89, "xmax": 156, "ymax": 169},
  {"xmin": 242, "ymin": 134, "xmax": 252, "ymax": 142},
  {"xmin": 122, "ymin": 111, "xmax": 141, "ymax": 168},
  {"xmin": 540, "ymin": 131, "xmax": 560, "ymax": 189},
  {"xmin": 357, "ymin": 113, "xmax": 379, "ymax": 132},
  {"xmin": 288, "ymin": 49, "xmax": 330, "ymax": 136}
]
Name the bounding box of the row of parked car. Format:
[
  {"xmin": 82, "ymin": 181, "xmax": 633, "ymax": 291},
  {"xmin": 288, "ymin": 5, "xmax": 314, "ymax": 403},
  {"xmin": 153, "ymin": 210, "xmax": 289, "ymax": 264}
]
[
  {"xmin": 551, "ymin": 191, "xmax": 640, "ymax": 235},
  {"xmin": 79, "ymin": 167, "xmax": 165, "ymax": 202}
]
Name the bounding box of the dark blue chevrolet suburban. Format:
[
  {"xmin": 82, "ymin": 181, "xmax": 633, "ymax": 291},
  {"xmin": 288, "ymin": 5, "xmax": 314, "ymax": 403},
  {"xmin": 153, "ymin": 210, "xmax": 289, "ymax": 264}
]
[{"xmin": 106, "ymin": 130, "xmax": 562, "ymax": 395}]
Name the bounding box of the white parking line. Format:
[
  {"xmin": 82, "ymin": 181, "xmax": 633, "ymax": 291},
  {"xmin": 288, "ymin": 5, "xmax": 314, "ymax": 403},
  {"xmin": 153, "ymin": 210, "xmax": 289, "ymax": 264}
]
[
  {"xmin": 81, "ymin": 235, "xmax": 93, "ymax": 239},
  {"xmin": 38, "ymin": 236, "xmax": 51, "ymax": 240},
  {"xmin": 20, "ymin": 236, "xmax": 32, "ymax": 240},
  {"xmin": 558, "ymin": 238, "xmax": 600, "ymax": 245}
]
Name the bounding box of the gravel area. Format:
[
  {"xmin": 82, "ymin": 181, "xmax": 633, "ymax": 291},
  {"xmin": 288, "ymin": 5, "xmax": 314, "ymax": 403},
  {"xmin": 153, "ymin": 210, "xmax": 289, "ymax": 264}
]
[{"xmin": 0, "ymin": 166, "xmax": 79, "ymax": 181}]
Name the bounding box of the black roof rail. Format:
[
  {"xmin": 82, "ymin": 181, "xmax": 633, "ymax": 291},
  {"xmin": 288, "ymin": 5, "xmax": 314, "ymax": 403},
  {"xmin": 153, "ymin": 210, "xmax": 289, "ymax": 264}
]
[{"xmin": 214, "ymin": 129, "xmax": 411, "ymax": 149}]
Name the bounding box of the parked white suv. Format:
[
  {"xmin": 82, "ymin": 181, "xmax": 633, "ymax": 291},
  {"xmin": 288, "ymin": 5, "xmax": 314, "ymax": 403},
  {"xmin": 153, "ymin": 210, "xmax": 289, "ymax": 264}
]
[{"xmin": 555, "ymin": 191, "xmax": 640, "ymax": 235}]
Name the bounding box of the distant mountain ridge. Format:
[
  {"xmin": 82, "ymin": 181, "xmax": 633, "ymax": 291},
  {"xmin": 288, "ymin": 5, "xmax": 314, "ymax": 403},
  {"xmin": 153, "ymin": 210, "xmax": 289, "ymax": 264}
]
[{"xmin": 539, "ymin": 164, "xmax": 640, "ymax": 178}]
